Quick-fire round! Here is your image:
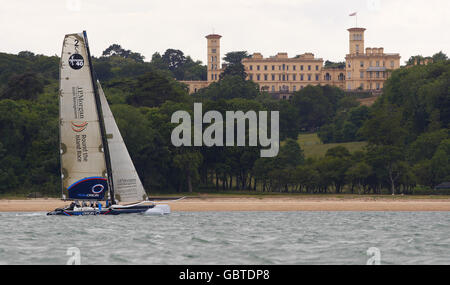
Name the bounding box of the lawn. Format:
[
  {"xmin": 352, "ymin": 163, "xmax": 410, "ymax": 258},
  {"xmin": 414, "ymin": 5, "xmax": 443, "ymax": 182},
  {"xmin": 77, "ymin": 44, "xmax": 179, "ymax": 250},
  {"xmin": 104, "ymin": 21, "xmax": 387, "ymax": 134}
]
[{"xmin": 297, "ymin": 133, "xmax": 368, "ymax": 158}]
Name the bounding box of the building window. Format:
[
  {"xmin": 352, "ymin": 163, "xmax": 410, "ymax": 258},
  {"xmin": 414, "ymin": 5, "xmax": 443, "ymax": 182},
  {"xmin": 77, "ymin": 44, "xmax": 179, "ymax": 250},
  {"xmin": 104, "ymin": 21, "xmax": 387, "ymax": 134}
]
[
  {"xmin": 376, "ymin": 83, "xmax": 380, "ymax": 90},
  {"xmin": 348, "ymin": 62, "xmax": 351, "ymax": 68},
  {"xmin": 215, "ymin": 74, "xmax": 217, "ymax": 80},
  {"xmin": 264, "ymin": 74, "xmax": 268, "ymax": 81},
  {"xmin": 300, "ymin": 74, "xmax": 304, "ymax": 81},
  {"xmin": 360, "ymin": 61, "xmax": 364, "ymax": 67},
  {"xmin": 257, "ymin": 65, "xmax": 260, "ymax": 71},
  {"xmin": 272, "ymin": 74, "xmax": 275, "ymax": 81},
  {"xmin": 282, "ymin": 75, "xmax": 286, "ymax": 81},
  {"xmin": 293, "ymin": 85, "xmax": 296, "ymax": 91},
  {"xmin": 347, "ymin": 83, "xmax": 351, "ymax": 90},
  {"xmin": 249, "ymin": 65, "xmax": 253, "ymax": 70},
  {"xmin": 308, "ymin": 65, "xmax": 311, "ymax": 71},
  {"xmin": 272, "ymin": 86, "xmax": 275, "ymax": 92},
  {"xmin": 264, "ymin": 65, "xmax": 268, "ymax": 70},
  {"xmin": 211, "ymin": 74, "xmax": 214, "ymax": 80},
  {"xmin": 293, "ymin": 65, "xmax": 296, "ymax": 71},
  {"xmin": 212, "ymin": 49, "xmax": 216, "ymax": 53},
  {"xmin": 282, "ymin": 64, "xmax": 286, "ymax": 70},
  {"xmin": 360, "ymin": 83, "xmax": 364, "ymax": 89},
  {"xmin": 315, "ymin": 74, "xmax": 319, "ymax": 81},
  {"xmin": 279, "ymin": 75, "xmax": 281, "ymax": 81},
  {"xmin": 376, "ymin": 61, "xmax": 380, "ymax": 67},
  {"xmin": 249, "ymin": 74, "xmax": 253, "ymax": 80},
  {"xmin": 376, "ymin": 72, "xmax": 380, "ymax": 78},
  {"xmin": 293, "ymin": 74, "xmax": 296, "ymax": 81},
  {"xmin": 308, "ymin": 75, "xmax": 311, "ymax": 81},
  {"xmin": 347, "ymin": 72, "xmax": 351, "ymax": 79},
  {"xmin": 360, "ymin": 72, "xmax": 364, "ymax": 79},
  {"xmin": 315, "ymin": 65, "xmax": 319, "ymax": 71},
  {"xmin": 272, "ymin": 65, "xmax": 275, "ymax": 70},
  {"xmin": 356, "ymin": 44, "xmax": 359, "ymax": 53},
  {"xmin": 301, "ymin": 65, "xmax": 304, "ymax": 71},
  {"xmin": 257, "ymin": 74, "xmax": 260, "ymax": 81}
]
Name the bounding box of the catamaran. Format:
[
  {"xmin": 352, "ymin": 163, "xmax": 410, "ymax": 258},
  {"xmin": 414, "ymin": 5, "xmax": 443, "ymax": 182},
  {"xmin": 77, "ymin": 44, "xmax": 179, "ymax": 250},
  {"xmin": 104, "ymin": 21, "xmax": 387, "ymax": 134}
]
[{"xmin": 48, "ymin": 31, "xmax": 172, "ymax": 216}]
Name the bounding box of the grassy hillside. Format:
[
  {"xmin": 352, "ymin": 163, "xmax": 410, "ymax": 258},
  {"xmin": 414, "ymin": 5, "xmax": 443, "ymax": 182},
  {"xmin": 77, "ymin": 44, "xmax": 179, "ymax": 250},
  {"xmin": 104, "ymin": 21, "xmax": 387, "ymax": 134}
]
[{"xmin": 297, "ymin": 133, "xmax": 367, "ymax": 158}]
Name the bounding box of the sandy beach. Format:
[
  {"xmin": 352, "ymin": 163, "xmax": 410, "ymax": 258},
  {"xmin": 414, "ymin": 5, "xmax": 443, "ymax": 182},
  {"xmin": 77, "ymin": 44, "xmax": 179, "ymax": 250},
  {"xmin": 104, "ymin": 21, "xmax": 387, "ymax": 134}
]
[{"xmin": 1, "ymin": 196, "xmax": 450, "ymax": 212}]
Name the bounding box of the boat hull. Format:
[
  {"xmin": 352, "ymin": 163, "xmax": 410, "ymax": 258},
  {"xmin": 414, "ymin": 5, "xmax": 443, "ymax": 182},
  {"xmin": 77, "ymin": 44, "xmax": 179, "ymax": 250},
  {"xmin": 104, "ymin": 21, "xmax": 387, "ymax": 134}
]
[{"xmin": 47, "ymin": 204, "xmax": 155, "ymax": 216}]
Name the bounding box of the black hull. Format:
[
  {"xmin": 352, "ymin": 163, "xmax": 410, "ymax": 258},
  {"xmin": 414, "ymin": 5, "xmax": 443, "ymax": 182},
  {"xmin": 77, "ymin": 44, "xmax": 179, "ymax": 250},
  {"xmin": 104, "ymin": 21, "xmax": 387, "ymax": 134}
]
[{"xmin": 47, "ymin": 204, "xmax": 155, "ymax": 216}]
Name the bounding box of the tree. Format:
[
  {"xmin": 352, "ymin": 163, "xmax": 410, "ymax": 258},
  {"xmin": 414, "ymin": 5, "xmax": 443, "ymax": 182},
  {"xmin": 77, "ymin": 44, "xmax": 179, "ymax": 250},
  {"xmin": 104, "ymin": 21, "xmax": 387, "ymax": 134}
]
[
  {"xmin": 173, "ymin": 150, "xmax": 203, "ymax": 192},
  {"xmin": 432, "ymin": 51, "xmax": 448, "ymax": 63},
  {"xmin": 291, "ymin": 85, "xmax": 338, "ymax": 131},
  {"xmin": 346, "ymin": 162, "xmax": 372, "ymax": 194},
  {"xmin": 102, "ymin": 44, "xmax": 145, "ymax": 62},
  {"xmin": 324, "ymin": 60, "xmax": 345, "ymax": 69},
  {"xmin": 276, "ymin": 139, "xmax": 304, "ymax": 169},
  {"xmin": 359, "ymin": 103, "xmax": 407, "ymax": 146},
  {"xmin": 125, "ymin": 71, "xmax": 190, "ymax": 107},
  {"xmin": 194, "ymin": 75, "xmax": 260, "ymax": 101},
  {"xmin": 366, "ymin": 145, "xmax": 404, "ymax": 195},
  {"xmin": 162, "ymin": 49, "xmax": 187, "ymax": 71},
  {"xmin": 1, "ymin": 72, "xmax": 44, "ymax": 100},
  {"xmin": 220, "ymin": 51, "xmax": 250, "ymax": 80}
]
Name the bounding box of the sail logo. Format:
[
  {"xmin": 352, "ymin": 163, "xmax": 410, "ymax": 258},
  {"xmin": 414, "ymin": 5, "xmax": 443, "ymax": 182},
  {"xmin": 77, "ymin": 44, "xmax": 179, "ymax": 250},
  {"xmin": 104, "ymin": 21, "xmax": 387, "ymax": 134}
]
[
  {"xmin": 91, "ymin": 184, "xmax": 104, "ymax": 194},
  {"xmin": 72, "ymin": 86, "xmax": 85, "ymax": 119},
  {"xmin": 71, "ymin": 121, "xmax": 88, "ymax": 132},
  {"xmin": 68, "ymin": 53, "xmax": 84, "ymax": 70}
]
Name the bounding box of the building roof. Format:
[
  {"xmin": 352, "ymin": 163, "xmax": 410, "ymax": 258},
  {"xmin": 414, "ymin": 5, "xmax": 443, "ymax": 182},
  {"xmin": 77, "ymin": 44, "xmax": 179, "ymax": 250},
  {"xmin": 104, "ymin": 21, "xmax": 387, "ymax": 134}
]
[
  {"xmin": 205, "ymin": 34, "xmax": 222, "ymax": 39},
  {"xmin": 347, "ymin": 27, "xmax": 366, "ymax": 32}
]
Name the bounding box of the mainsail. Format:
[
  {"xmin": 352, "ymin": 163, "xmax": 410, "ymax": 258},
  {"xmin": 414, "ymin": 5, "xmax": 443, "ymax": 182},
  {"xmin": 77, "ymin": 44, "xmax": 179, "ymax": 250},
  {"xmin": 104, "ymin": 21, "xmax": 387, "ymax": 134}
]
[
  {"xmin": 97, "ymin": 82, "xmax": 148, "ymax": 202},
  {"xmin": 59, "ymin": 33, "xmax": 109, "ymax": 200}
]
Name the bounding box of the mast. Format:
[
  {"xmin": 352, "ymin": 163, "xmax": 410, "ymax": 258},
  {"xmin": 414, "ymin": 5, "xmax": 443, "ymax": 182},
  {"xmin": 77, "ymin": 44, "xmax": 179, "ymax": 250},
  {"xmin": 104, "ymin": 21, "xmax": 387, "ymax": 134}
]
[{"xmin": 82, "ymin": 31, "xmax": 116, "ymax": 204}]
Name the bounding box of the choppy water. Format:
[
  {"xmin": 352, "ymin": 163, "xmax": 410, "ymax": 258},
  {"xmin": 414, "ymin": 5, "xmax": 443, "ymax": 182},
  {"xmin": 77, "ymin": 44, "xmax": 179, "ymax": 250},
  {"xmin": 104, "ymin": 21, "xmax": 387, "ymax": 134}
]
[{"xmin": 0, "ymin": 211, "xmax": 449, "ymax": 265}]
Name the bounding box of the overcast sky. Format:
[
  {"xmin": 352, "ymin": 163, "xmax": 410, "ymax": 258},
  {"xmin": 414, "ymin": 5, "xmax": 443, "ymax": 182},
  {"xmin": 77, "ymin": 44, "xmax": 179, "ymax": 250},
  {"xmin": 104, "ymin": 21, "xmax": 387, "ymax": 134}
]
[{"xmin": 0, "ymin": 0, "xmax": 448, "ymax": 65}]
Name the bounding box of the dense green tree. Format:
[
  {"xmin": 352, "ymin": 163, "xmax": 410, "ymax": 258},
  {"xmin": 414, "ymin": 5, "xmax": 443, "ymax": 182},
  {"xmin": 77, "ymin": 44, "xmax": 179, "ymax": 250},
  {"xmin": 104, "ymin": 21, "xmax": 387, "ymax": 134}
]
[
  {"xmin": 125, "ymin": 71, "xmax": 190, "ymax": 107},
  {"xmin": 220, "ymin": 51, "xmax": 250, "ymax": 80},
  {"xmin": 1, "ymin": 72, "xmax": 45, "ymax": 100},
  {"xmin": 102, "ymin": 44, "xmax": 145, "ymax": 62}
]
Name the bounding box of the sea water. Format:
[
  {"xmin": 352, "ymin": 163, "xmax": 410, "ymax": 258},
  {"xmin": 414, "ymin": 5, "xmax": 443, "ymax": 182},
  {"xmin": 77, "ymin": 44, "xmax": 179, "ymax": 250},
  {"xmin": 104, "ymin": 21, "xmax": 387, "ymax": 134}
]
[{"xmin": 0, "ymin": 211, "xmax": 448, "ymax": 265}]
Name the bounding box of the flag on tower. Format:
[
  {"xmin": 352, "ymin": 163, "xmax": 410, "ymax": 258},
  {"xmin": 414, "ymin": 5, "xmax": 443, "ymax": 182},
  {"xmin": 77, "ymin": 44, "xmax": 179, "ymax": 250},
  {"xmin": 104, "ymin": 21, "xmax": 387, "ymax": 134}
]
[{"xmin": 349, "ymin": 12, "xmax": 357, "ymax": 16}]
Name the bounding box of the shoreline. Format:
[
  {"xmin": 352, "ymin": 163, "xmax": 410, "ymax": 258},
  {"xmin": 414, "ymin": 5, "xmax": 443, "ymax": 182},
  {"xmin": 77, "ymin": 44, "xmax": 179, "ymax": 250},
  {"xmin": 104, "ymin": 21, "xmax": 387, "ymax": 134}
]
[{"xmin": 1, "ymin": 196, "xmax": 450, "ymax": 212}]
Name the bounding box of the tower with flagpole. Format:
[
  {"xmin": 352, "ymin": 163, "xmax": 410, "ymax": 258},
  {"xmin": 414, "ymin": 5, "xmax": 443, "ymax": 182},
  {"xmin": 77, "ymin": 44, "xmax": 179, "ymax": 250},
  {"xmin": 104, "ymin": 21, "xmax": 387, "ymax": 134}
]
[{"xmin": 349, "ymin": 11, "xmax": 357, "ymax": 27}]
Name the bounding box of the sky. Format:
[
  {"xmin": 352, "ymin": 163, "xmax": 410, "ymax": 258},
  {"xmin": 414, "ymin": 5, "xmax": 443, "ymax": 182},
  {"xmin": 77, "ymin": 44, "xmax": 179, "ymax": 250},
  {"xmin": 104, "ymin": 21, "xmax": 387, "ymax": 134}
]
[{"xmin": 0, "ymin": 0, "xmax": 448, "ymax": 65}]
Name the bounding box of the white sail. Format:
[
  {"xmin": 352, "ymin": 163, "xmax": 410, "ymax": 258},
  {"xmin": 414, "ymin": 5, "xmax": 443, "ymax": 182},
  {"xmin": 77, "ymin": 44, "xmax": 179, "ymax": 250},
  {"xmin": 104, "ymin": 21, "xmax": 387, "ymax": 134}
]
[
  {"xmin": 59, "ymin": 33, "xmax": 108, "ymax": 200},
  {"xmin": 97, "ymin": 82, "xmax": 148, "ymax": 203}
]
